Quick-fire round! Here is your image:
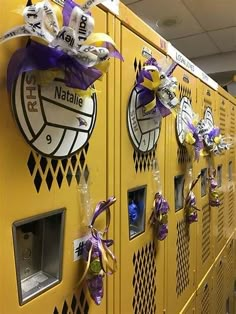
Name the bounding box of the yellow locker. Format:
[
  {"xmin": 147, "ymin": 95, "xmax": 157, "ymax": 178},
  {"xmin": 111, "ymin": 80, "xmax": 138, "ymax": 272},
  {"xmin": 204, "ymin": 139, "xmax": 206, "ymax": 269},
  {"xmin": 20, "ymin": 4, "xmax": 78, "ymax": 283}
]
[
  {"xmin": 211, "ymin": 93, "xmax": 228, "ymax": 258},
  {"xmin": 195, "ymin": 82, "xmax": 215, "ymax": 286},
  {"xmin": 165, "ymin": 66, "xmax": 198, "ymax": 313},
  {"xmin": 195, "ymin": 268, "xmax": 214, "ymax": 314},
  {"xmin": 225, "ymin": 100, "xmax": 235, "ymax": 240},
  {"xmin": 213, "ymin": 252, "xmax": 225, "ymax": 314},
  {"xmin": 117, "ymin": 22, "xmax": 166, "ymax": 314},
  {"xmin": 223, "ymin": 236, "xmax": 235, "ymax": 314},
  {"xmin": 180, "ymin": 293, "xmax": 196, "ymax": 314},
  {"xmin": 0, "ymin": 2, "xmax": 113, "ymax": 314}
]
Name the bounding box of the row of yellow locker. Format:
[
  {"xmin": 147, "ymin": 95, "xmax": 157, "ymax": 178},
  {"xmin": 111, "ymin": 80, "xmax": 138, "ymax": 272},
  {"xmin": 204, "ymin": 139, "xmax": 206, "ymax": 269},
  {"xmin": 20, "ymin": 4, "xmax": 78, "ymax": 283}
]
[{"xmin": 0, "ymin": 1, "xmax": 235, "ymax": 313}]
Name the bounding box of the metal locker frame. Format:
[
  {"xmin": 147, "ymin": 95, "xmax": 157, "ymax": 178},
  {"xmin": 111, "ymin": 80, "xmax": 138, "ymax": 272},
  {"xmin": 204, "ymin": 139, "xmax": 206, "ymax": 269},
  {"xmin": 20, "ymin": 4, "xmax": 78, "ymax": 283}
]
[
  {"xmin": 0, "ymin": 3, "xmax": 114, "ymax": 314},
  {"xmin": 195, "ymin": 267, "xmax": 214, "ymax": 314},
  {"xmin": 195, "ymin": 81, "xmax": 216, "ymax": 286},
  {"xmin": 165, "ymin": 66, "xmax": 198, "ymax": 314},
  {"xmin": 180, "ymin": 293, "xmax": 196, "ymax": 314},
  {"xmin": 223, "ymin": 235, "xmax": 235, "ymax": 314},
  {"xmin": 213, "ymin": 250, "xmax": 225, "ymax": 314},
  {"xmin": 115, "ymin": 16, "xmax": 167, "ymax": 314}
]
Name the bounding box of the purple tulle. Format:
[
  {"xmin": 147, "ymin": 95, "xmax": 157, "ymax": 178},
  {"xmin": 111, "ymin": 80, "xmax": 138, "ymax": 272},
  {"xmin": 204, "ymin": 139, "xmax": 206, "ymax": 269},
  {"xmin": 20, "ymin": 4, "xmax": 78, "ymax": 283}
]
[
  {"xmin": 7, "ymin": 41, "xmax": 102, "ymax": 91},
  {"xmin": 83, "ymin": 236, "xmax": 104, "ymax": 305},
  {"xmin": 151, "ymin": 193, "xmax": 169, "ymax": 240}
]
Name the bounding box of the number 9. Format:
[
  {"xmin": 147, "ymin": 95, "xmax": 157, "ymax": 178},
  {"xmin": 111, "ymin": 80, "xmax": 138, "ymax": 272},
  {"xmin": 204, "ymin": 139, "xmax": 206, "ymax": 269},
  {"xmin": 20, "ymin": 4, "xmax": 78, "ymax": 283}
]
[{"xmin": 46, "ymin": 135, "xmax": 52, "ymax": 144}]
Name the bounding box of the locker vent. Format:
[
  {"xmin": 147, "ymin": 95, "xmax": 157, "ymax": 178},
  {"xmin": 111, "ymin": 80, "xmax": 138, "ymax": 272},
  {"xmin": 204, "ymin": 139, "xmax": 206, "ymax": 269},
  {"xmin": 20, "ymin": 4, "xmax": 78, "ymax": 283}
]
[
  {"xmin": 201, "ymin": 283, "xmax": 210, "ymax": 314},
  {"xmin": 217, "ymin": 194, "xmax": 224, "ymax": 242},
  {"xmin": 219, "ymin": 104, "xmax": 226, "ymax": 136},
  {"xmin": 133, "ymin": 58, "xmax": 142, "ymax": 83},
  {"xmin": 27, "ymin": 143, "xmax": 89, "ymax": 192},
  {"xmin": 132, "ymin": 241, "xmax": 157, "ymax": 314},
  {"xmin": 176, "ymin": 219, "xmax": 190, "ymax": 297},
  {"xmin": 216, "ymin": 260, "xmax": 224, "ymax": 314},
  {"xmin": 230, "ymin": 106, "xmax": 235, "ymax": 154},
  {"xmin": 228, "ymin": 185, "xmax": 234, "ymax": 228},
  {"xmin": 53, "ymin": 289, "xmax": 89, "ymax": 314},
  {"xmin": 177, "ymin": 146, "xmax": 191, "ymax": 164},
  {"xmin": 179, "ymin": 84, "xmax": 192, "ymax": 101},
  {"xmin": 202, "ymin": 204, "xmax": 211, "ymax": 264},
  {"xmin": 225, "ymin": 241, "xmax": 234, "ymax": 293},
  {"xmin": 133, "ymin": 149, "xmax": 156, "ymax": 173}
]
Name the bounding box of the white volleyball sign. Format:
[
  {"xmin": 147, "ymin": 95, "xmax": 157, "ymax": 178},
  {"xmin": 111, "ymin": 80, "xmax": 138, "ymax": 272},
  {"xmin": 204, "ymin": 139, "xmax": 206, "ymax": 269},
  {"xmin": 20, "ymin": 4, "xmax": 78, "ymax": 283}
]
[
  {"xmin": 176, "ymin": 96, "xmax": 193, "ymax": 144},
  {"xmin": 127, "ymin": 86, "xmax": 161, "ymax": 153},
  {"xmin": 11, "ymin": 72, "xmax": 97, "ymax": 158}
]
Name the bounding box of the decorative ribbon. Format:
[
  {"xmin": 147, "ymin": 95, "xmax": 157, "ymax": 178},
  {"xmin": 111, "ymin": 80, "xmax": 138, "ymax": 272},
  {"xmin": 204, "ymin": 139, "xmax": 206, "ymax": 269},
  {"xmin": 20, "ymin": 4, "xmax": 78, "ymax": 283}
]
[
  {"xmin": 136, "ymin": 57, "xmax": 179, "ymax": 117},
  {"xmin": 150, "ymin": 192, "xmax": 169, "ymax": 240},
  {"xmin": 208, "ymin": 169, "xmax": 221, "ymax": 207},
  {"xmin": 184, "ymin": 173, "xmax": 201, "ymax": 223},
  {"xmin": 184, "ymin": 117, "xmax": 204, "ymax": 161},
  {"xmin": 1, "ymin": 0, "xmax": 123, "ymax": 91},
  {"xmin": 197, "ymin": 119, "xmax": 231, "ymax": 155},
  {"xmin": 79, "ymin": 196, "xmax": 116, "ymax": 305}
]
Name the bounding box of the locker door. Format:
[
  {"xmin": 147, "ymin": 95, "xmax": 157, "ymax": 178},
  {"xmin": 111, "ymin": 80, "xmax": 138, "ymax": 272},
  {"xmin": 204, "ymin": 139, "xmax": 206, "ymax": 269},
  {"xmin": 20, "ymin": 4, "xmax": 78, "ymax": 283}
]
[
  {"xmin": 212, "ymin": 94, "xmax": 228, "ymax": 257},
  {"xmin": 213, "ymin": 253, "xmax": 225, "ymax": 314},
  {"xmin": 165, "ymin": 67, "xmax": 198, "ymax": 313},
  {"xmin": 195, "ymin": 82, "xmax": 215, "ymax": 285},
  {"xmin": 0, "ymin": 3, "xmax": 110, "ymax": 314},
  {"xmin": 225, "ymin": 101, "xmax": 235, "ymax": 240},
  {"xmin": 119, "ymin": 25, "xmax": 166, "ymax": 314},
  {"xmin": 180, "ymin": 294, "xmax": 196, "ymax": 314},
  {"xmin": 195, "ymin": 269, "xmax": 214, "ymax": 314},
  {"xmin": 223, "ymin": 237, "xmax": 235, "ymax": 314}
]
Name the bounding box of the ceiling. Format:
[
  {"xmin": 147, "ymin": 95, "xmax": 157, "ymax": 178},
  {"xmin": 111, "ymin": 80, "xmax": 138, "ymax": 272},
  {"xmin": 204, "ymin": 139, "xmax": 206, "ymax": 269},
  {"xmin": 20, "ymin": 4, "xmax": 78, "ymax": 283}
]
[{"xmin": 121, "ymin": 0, "xmax": 236, "ymax": 85}]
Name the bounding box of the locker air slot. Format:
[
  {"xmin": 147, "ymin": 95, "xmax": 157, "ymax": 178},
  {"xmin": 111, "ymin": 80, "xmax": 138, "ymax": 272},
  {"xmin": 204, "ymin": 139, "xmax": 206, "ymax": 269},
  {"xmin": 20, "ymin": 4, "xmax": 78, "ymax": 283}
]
[
  {"xmin": 12, "ymin": 209, "xmax": 65, "ymax": 305},
  {"xmin": 201, "ymin": 168, "xmax": 207, "ymax": 197},
  {"xmin": 228, "ymin": 161, "xmax": 232, "ymax": 181},
  {"xmin": 174, "ymin": 174, "xmax": 184, "ymax": 212},
  {"xmin": 128, "ymin": 186, "xmax": 146, "ymax": 240},
  {"xmin": 217, "ymin": 165, "xmax": 222, "ymax": 187}
]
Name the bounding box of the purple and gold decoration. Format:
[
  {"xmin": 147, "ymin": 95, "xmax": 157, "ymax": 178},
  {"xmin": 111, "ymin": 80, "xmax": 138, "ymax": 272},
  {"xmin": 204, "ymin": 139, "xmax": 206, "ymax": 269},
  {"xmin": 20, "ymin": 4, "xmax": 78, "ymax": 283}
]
[
  {"xmin": 80, "ymin": 196, "xmax": 117, "ymax": 305},
  {"xmin": 184, "ymin": 172, "xmax": 201, "ymax": 223},
  {"xmin": 150, "ymin": 159, "xmax": 170, "ymax": 240},
  {"xmin": 208, "ymin": 168, "xmax": 221, "ymax": 207},
  {"xmin": 127, "ymin": 57, "xmax": 178, "ymax": 153},
  {"xmin": 150, "ymin": 192, "xmax": 169, "ymax": 240},
  {"xmin": 136, "ymin": 57, "xmax": 178, "ymax": 116},
  {"xmin": 198, "ymin": 107, "xmax": 231, "ymax": 156},
  {"xmin": 176, "ymin": 97, "xmax": 203, "ymax": 160},
  {"xmin": 0, "ymin": 0, "xmax": 123, "ymax": 92},
  {"xmin": 0, "ymin": 0, "xmax": 123, "ymax": 158}
]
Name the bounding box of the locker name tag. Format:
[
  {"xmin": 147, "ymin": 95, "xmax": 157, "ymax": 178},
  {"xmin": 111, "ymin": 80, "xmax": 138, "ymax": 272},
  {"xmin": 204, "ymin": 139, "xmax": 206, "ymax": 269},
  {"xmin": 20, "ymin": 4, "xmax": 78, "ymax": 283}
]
[
  {"xmin": 142, "ymin": 47, "xmax": 152, "ymax": 59},
  {"xmin": 73, "ymin": 235, "xmax": 90, "ymax": 261}
]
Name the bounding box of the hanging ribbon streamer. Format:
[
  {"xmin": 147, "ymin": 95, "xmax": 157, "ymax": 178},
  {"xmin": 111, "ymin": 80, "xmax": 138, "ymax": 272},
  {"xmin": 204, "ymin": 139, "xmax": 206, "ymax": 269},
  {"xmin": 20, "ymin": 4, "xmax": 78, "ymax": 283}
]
[
  {"xmin": 183, "ymin": 114, "xmax": 204, "ymax": 161},
  {"xmin": 184, "ymin": 172, "xmax": 201, "ymax": 223},
  {"xmin": 79, "ymin": 196, "xmax": 117, "ymax": 305},
  {"xmin": 197, "ymin": 119, "xmax": 232, "ymax": 155},
  {"xmin": 135, "ymin": 57, "xmax": 179, "ymax": 117},
  {"xmin": 150, "ymin": 159, "xmax": 170, "ymax": 240},
  {"xmin": 208, "ymin": 168, "xmax": 221, "ymax": 207},
  {"xmin": 1, "ymin": 0, "xmax": 123, "ymax": 92}
]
